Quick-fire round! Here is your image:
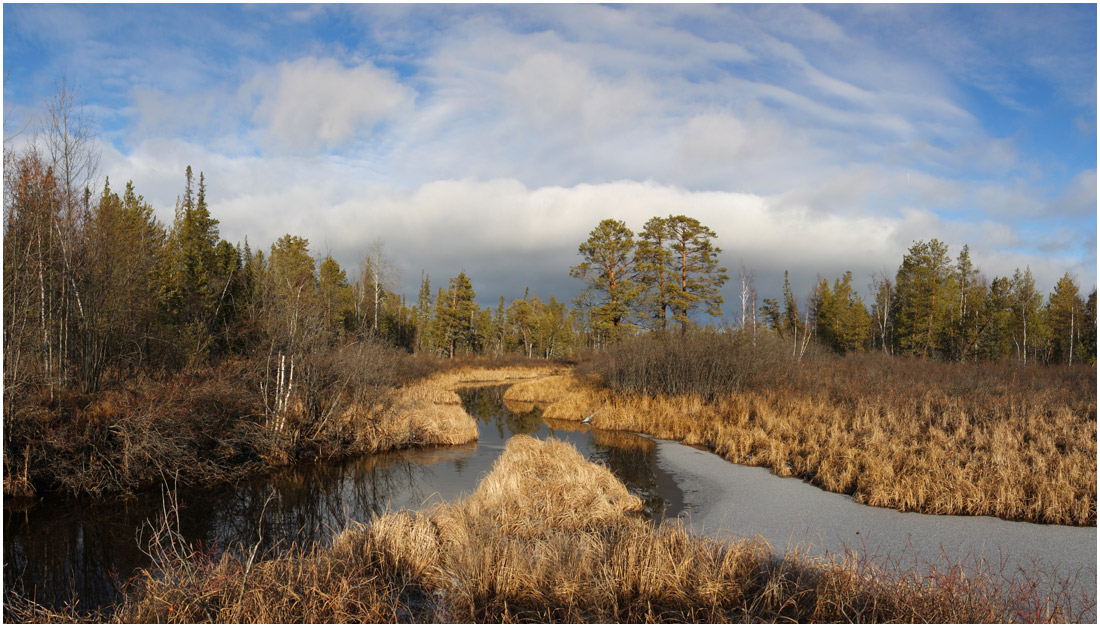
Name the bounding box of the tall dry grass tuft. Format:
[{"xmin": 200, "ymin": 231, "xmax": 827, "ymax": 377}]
[
  {"xmin": 17, "ymin": 436, "xmax": 1083, "ymax": 623},
  {"xmin": 576, "ymin": 345, "xmax": 1097, "ymax": 526},
  {"xmin": 451, "ymin": 435, "xmax": 644, "ymax": 536},
  {"xmin": 351, "ymin": 365, "xmax": 565, "ymax": 453}
]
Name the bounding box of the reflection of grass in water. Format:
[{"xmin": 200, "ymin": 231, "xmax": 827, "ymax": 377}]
[
  {"xmin": 591, "ymin": 429, "xmax": 653, "ymax": 452},
  {"xmin": 15, "ymin": 436, "xmax": 1080, "ymax": 623},
  {"xmin": 459, "ymin": 385, "xmax": 545, "ymax": 438}
]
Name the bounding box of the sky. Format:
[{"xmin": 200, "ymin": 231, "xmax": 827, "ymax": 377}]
[{"xmin": 4, "ymin": 3, "xmax": 1096, "ymax": 315}]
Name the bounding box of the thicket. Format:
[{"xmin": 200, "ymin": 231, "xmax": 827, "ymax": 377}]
[
  {"xmin": 2, "ymin": 339, "xmax": 444, "ymax": 498},
  {"xmin": 582, "ymin": 330, "xmax": 791, "ymax": 403},
  {"xmin": 2, "ymin": 86, "xmax": 565, "ymax": 500}
]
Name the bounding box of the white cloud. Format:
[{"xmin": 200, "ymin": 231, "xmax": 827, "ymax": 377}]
[
  {"xmin": 1046, "ymin": 169, "xmax": 1097, "ymax": 219},
  {"xmin": 502, "ymin": 52, "xmax": 653, "ymax": 138},
  {"xmin": 245, "ymin": 57, "xmax": 415, "ymax": 152}
]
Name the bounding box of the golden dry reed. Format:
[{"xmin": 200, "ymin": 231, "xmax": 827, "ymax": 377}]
[
  {"xmin": 11, "ymin": 436, "xmax": 1072, "ymax": 623},
  {"xmin": 327, "ymin": 365, "xmax": 565, "ymax": 455},
  {"xmin": 530, "ymin": 360, "xmax": 1096, "ymax": 527}
]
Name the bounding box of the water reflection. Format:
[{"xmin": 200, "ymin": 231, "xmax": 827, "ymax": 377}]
[{"xmin": 4, "ymin": 384, "xmax": 681, "ymax": 613}]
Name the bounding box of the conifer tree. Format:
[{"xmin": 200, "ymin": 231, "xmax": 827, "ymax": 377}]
[
  {"xmin": 941, "ymin": 245, "xmax": 989, "ymax": 361},
  {"xmin": 1045, "ymin": 273, "xmax": 1084, "ymax": 364},
  {"xmin": 665, "ymin": 215, "xmax": 728, "ymax": 334},
  {"xmin": 1082, "ymin": 289, "xmax": 1097, "ymax": 363},
  {"xmin": 893, "ymin": 239, "xmax": 954, "ymax": 357},
  {"xmin": 570, "ymin": 219, "xmax": 639, "ymax": 339},
  {"xmin": 440, "ymin": 272, "xmax": 477, "ymax": 357},
  {"xmin": 414, "ymin": 272, "xmax": 433, "ymax": 354},
  {"xmin": 318, "ymin": 256, "xmax": 353, "ymax": 338},
  {"xmin": 161, "ymin": 166, "xmax": 221, "ymax": 362},
  {"xmin": 813, "ymin": 271, "xmax": 870, "ymax": 354},
  {"xmin": 635, "ymin": 216, "xmax": 673, "ymax": 330}
]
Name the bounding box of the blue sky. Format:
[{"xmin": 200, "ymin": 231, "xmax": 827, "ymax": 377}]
[{"xmin": 4, "ymin": 4, "xmax": 1096, "ymax": 310}]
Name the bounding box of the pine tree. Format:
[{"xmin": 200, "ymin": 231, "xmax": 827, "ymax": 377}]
[
  {"xmin": 414, "ymin": 272, "xmax": 433, "ymax": 354},
  {"xmin": 635, "ymin": 216, "xmax": 673, "ymax": 330},
  {"xmin": 976, "ymin": 276, "xmax": 1016, "ymax": 361},
  {"xmin": 1082, "ymin": 289, "xmax": 1097, "ymax": 364},
  {"xmin": 493, "ymin": 295, "xmax": 507, "ymax": 357},
  {"xmin": 318, "ymin": 256, "xmax": 353, "ymax": 338},
  {"xmin": 665, "ymin": 215, "xmax": 728, "ymax": 334},
  {"xmin": 570, "ymin": 219, "xmax": 639, "ymax": 340},
  {"xmin": 941, "ymin": 245, "xmax": 989, "ymax": 361},
  {"xmin": 814, "ymin": 271, "xmax": 870, "ymax": 354}
]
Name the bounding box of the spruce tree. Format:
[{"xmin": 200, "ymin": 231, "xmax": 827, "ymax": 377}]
[{"xmin": 893, "ymin": 239, "xmax": 953, "ymax": 357}]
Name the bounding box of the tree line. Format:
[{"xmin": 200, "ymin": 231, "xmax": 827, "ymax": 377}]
[
  {"xmin": 567, "ymin": 215, "xmax": 1095, "ymax": 364},
  {"xmin": 757, "ymin": 241, "xmax": 1096, "ymax": 364}
]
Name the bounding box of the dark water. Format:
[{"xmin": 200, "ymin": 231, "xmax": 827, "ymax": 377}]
[{"xmin": 3, "ymin": 385, "xmax": 681, "ymax": 613}]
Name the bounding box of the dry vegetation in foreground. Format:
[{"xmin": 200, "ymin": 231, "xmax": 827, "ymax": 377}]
[
  {"xmin": 9, "ymin": 436, "xmax": 1078, "ymax": 624},
  {"xmin": 509, "ymin": 335, "xmax": 1097, "ymax": 527},
  {"xmin": 2, "ymin": 341, "xmax": 560, "ymax": 500}
]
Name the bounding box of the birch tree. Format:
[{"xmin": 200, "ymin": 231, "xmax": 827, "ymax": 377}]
[
  {"xmin": 1010, "ymin": 267, "xmax": 1042, "ymax": 364},
  {"xmin": 738, "ymin": 263, "xmax": 758, "ymax": 340},
  {"xmin": 869, "ymin": 270, "xmax": 893, "ymax": 354}
]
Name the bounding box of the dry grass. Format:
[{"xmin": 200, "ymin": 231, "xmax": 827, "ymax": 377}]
[
  {"xmin": 14, "ymin": 436, "xmax": 1077, "ymax": 624},
  {"xmin": 548, "ymin": 355, "xmax": 1096, "ymax": 526},
  {"xmin": 350, "ymin": 365, "xmax": 566, "ymax": 452}
]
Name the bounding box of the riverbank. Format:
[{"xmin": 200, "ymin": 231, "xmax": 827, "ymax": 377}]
[
  {"xmin": 6, "ymin": 436, "xmax": 1045, "ymax": 623},
  {"xmin": 2, "ymin": 349, "xmax": 561, "ymax": 501},
  {"xmin": 507, "ymin": 356, "xmax": 1097, "ymax": 526}
]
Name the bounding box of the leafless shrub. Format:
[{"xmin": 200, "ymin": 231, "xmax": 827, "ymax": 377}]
[{"xmin": 585, "ymin": 330, "xmax": 791, "ymax": 402}]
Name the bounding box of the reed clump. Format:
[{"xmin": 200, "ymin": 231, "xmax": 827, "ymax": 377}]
[
  {"xmin": 15, "ymin": 436, "xmax": 1074, "ymax": 623},
  {"xmin": 574, "ymin": 335, "xmax": 1097, "ymax": 526}
]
